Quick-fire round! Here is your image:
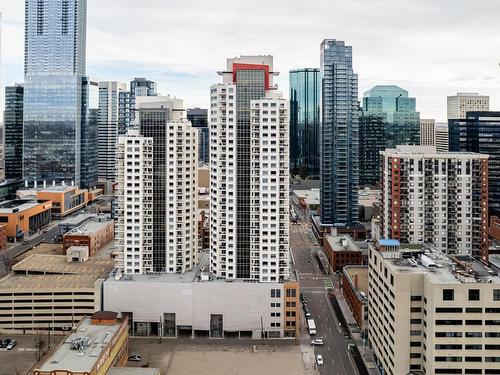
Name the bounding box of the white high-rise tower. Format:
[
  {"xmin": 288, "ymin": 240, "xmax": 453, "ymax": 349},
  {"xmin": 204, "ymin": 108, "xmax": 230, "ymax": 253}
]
[{"xmin": 210, "ymin": 56, "xmax": 290, "ymax": 282}]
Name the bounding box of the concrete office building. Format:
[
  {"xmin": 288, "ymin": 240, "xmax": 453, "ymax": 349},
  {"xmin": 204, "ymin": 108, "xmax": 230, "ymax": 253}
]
[
  {"xmin": 210, "ymin": 55, "xmax": 290, "ymax": 282},
  {"xmin": 380, "ymin": 146, "xmax": 489, "ymax": 259},
  {"xmin": 435, "ymin": 122, "xmax": 449, "ymax": 152},
  {"xmin": 0, "ymin": 254, "xmax": 113, "ymax": 334},
  {"xmin": 4, "ymin": 84, "xmax": 24, "ymax": 180},
  {"xmin": 420, "ymin": 119, "xmax": 449, "ymax": 152},
  {"xmin": 98, "ymin": 81, "xmax": 127, "ymax": 181},
  {"xmin": 420, "ymin": 118, "xmax": 435, "ymax": 147},
  {"xmin": 447, "ymin": 92, "xmax": 489, "ymax": 120},
  {"xmin": 23, "ymin": 0, "xmax": 91, "ymax": 187},
  {"xmin": 116, "ymin": 97, "xmax": 198, "ymax": 274},
  {"xmin": 369, "ymin": 239, "xmax": 500, "ymax": 375},
  {"xmin": 104, "ymin": 253, "xmax": 300, "ymax": 338},
  {"xmin": 320, "ymin": 39, "xmax": 359, "ymax": 228}
]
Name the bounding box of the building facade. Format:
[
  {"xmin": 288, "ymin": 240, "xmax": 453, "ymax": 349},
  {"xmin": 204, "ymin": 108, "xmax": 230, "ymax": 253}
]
[
  {"xmin": 380, "ymin": 146, "xmax": 489, "ymax": 259},
  {"xmin": 187, "ymin": 108, "xmax": 209, "ymax": 164},
  {"xmin": 320, "ymin": 39, "xmax": 359, "ymax": 227},
  {"xmin": 80, "ymin": 78, "xmax": 98, "ymax": 189},
  {"xmin": 23, "ymin": 0, "xmax": 88, "ymax": 187},
  {"xmin": 447, "ymin": 92, "xmax": 489, "ymax": 120},
  {"xmin": 363, "ymin": 85, "xmax": 420, "ymax": 149},
  {"xmin": 116, "ymin": 97, "xmax": 198, "ymax": 274},
  {"xmin": 289, "ymin": 68, "xmax": 320, "ymax": 178},
  {"xmin": 420, "ymin": 118, "xmax": 435, "ymax": 147},
  {"xmin": 449, "ymin": 111, "xmax": 500, "ymax": 218},
  {"xmin": 104, "ymin": 259, "xmax": 300, "ymax": 338},
  {"xmin": 210, "ymin": 56, "xmax": 290, "ymax": 282},
  {"xmin": 116, "ymin": 130, "xmax": 153, "ymax": 274},
  {"xmin": 435, "ymin": 122, "xmax": 449, "ymax": 152},
  {"xmin": 359, "ymin": 111, "xmax": 385, "ymax": 187},
  {"xmin": 98, "ymin": 81, "xmax": 127, "ymax": 181},
  {"xmin": 369, "ymin": 240, "xmax": 500, "ymax": 375},
  {"xmin": 118, "ymin": 77, "xmax": 157, "ymax": 135},
  {"xmin": 4, "ymin": 84, "xmax": 24, "ymax": 180}
]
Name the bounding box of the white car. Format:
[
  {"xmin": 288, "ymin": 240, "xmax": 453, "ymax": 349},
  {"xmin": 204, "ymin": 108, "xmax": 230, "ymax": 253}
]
[
  {"xmin": 316, "ymin": 354, "xmax": 324, "ymax": 366},
  {"xmin": 311, "ymin": 338, "xmax": 324, "ymax": 346}
]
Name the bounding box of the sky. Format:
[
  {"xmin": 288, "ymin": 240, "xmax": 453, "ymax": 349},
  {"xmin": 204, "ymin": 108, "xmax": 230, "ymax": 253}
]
[{"xmin": 1, "ymin": 0, "xmax": 500, "ymax": 122}]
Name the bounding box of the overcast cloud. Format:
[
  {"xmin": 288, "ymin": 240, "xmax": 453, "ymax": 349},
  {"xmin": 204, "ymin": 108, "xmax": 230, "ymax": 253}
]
[{"xmin": 1, "ymin": 0, "xmax": 500, "ymax": 121}]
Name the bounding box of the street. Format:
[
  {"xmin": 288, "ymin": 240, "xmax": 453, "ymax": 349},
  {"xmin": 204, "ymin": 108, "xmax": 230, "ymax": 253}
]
[{"xmin": 290, "ymin": 213, "xmax": 358, "ymax": 375}]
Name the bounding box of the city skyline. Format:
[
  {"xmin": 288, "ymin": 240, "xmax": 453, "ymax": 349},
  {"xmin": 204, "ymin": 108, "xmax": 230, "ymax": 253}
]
[{"xmin": 1, "ymin": 0, "xmax": 500, "ymax": 122}]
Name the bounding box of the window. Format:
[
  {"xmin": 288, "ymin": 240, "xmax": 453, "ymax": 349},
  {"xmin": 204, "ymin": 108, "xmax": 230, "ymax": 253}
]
[
  {"xmin": 465, "ymin": 332, "xmax": 482, "ymax": 338},
  {"xmin": 411, "ymin": 296, "xmax": 422, "ymax": 301},
  {"xmin": 436, "ymin": 307, "xmax": 462, "ymax": 313},
  {"xmin": 286, "ymin": 289, "xmax": 296, "ymax": 298},
  {"xmin": 443, "ymin": 289, "xmax": 454, "ymax": 301},
  {"xmin": 469, "ymin": 289, "xmax": 480, "ymax": 301},
  {"xmin": 271, "ymin": 289, "xmax": 281, "ymax": 298},
  {"xmin": 494, "ymin": 289, "xmax": 500, "ymax": 301}
]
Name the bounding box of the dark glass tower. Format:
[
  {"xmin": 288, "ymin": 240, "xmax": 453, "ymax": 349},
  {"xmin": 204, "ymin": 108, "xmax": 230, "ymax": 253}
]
[
  {"xmin": 4, "ymin": 85, "xmax": 24, "ymax": 180},
  {"xmin": 449, "ymin": 111, "xmax": 500, "ymax": 217},
  {"xmin": 289, "ymin": 68, "xmax": 320, "ymax": 178},
  {"xmin": 320, "ymin": 39, "xmax": 359, "ymax": 227},
  {"xmin": 23, "ymin": 0, "xmax": 88, "ymax": 187},
  {"xmin": 359, "ymin": 110, "xmax": 386, "ymax": 187},
  {"xmin": 363, "ymin": 85, "xmax": 420, "ymax": 149},
  {"xmin": 187, "ymin": 108, "xmax": 209, "ymax": 164},
  {"xmin": 119, "ymin": 77, "xmax": 158, "ymax": 135},
  {"xmin": 80, "ymin": 78, "xmax": 98, "ymax": 189}
]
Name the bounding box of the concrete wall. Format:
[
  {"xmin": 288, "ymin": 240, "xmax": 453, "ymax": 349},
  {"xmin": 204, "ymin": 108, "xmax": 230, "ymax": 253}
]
[{"xmin": 104, "ymin": 279, "xmax": 285, "ymax": 337}]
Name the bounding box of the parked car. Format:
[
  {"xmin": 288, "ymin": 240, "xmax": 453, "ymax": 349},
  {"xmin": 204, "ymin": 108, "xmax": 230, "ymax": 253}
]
[
  {"xmin": 311, "ymin": 338, "xmax": 324, "ymax": 346},
  {"xmin": 128, "ymin": 353, "xmax": 142, "ymax": 362},
  {"xmin": 305, "ymin": 311, "xmax": 311, "ymax": 318},
  {"xmin": 1, "ymin": 339, "xmax": 11, "ymax": 349},
  {"xmin": 6, "ymin": 340, "xmax": 16, "ymax": 350},
  {"xmin": 316, "ymin": 354, "xmax": 324, "ymax": 366}
]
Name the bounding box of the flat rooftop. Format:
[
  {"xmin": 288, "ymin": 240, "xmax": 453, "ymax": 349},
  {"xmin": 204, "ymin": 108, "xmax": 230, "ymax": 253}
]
[
  {"xmin": 0, "ymin": 273, "xmax": 101, "ymax": 290},
  {"xmin": 110, "ymin": 250, "xmax": 295, "ymax": 284},
  {"xmin": 358, "ymin": 189, "xmax": 381, "ymax": 206},
  {"xmin": 0, "ymin": 199, "xmax": 46, "ymax": 214},
  {"xmin": 65, "ymin": 219, "xmax": 113, "ymax": 236},
  {"xmin": 36, "ymin": 317, "xmax": 122, "ymax": 373},
  {"xmin": 107, "ymin": 368, "xmax": 160, "ymax": 375},
  {"xmin": 383, "ymin": 249, "xmax": 500, "ymax": 284},
  {"xmin": 58, "ymin": 213, "xmax": 98, "ymax": 226},
  {"xmin": 344, "ymin": 266, "xmax": 368, "ymax": 296},
  {"xmin": 12, "ymin": 254, "xmax": 114, "ymax": 276},
  {"xmin": 325, "ymin": 234, "xmax": 361, "ymax": 252},
  {"xmin": 293, "ymin": 189, "xmax": 320, "ymax": 205}
]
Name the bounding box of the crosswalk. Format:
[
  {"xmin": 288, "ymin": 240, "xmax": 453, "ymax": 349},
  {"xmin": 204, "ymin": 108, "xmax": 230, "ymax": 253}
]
[{"xmin": 323, "ymin": 278, "xmax": 334, "ymax": 290}]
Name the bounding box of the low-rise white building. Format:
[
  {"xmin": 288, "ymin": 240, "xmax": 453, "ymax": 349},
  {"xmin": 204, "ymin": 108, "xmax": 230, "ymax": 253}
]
[{"xmin": 104, "ymin": 253, "xmax": 300, "ymax": 339}]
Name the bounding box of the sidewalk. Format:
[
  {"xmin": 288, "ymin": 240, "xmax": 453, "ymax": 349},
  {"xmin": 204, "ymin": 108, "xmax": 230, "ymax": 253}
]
[
  {"xmin": 299, "ymin": 315, "xmax": 319, "ymax": 375},
  {"xmin": 333, "ymin": 290, "xmax": 379, "ymax": 375}
]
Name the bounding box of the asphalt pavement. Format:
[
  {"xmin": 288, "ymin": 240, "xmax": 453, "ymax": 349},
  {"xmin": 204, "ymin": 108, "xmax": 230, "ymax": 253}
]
[{"xmin": 290, "ymin": 216, "xmax": 358, "ymax": 375}]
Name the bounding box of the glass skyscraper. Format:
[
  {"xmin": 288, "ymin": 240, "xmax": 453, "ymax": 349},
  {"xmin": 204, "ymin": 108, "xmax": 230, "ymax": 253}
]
[
  {"xmin": 359, "ymin": 110, "xmax": 385, "ymax": 187},
  {"xmin": 118, "ymin": 77, "xmax": 158, "ymax": 135},
  {"xmin": 363, "ymin": 85, "xmax": 420, "ymax": 148},
  {"xmin": 289, "ymin": 68, "xmax": 320, "ymax": 178},
  {"xmin": 449, "ymin": 111, "xmax": 500, "ymax": 217},
  {"xmin": 4, "ymin": 85, "xmax": 24, "ymax": 180},
  {"xmin": 80, "ymin": 78, "xmax": 98, "ymax": 189},
  {"xmin": 320, "ymin": 39, "xmax": 359, "ymax": 227},
  {"xmin": 23, "ymin": 0, "xmax": 89, "ymax": 187},
  {"xmin": 187, "ymin": 108, "xmax": 209, "ymax": 164}
]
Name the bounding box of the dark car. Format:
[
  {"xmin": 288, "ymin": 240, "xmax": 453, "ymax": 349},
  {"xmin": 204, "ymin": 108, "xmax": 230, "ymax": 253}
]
[{"xmin": 1, "ymin": 339, "xmax": 11, "ymax": 349}]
